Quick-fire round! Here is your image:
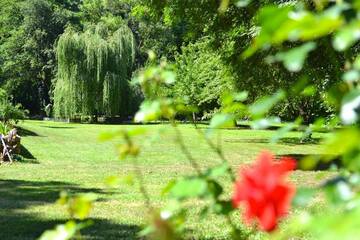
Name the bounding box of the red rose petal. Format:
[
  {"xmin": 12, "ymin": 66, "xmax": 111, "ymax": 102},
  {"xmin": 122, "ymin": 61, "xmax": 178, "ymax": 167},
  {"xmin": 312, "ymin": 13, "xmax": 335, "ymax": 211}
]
[{"xmin": 232, "ymin": 150, "xmax": 296, "ymax": 232}]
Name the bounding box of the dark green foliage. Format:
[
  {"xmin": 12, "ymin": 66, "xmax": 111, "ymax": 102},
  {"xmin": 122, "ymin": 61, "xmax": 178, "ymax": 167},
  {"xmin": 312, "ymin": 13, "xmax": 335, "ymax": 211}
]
[
  {"xmin": 131, "ymin": 0, "xmax": 342, "ymax": 123},
  {"xmin": 54, "ymin": 24, "xmax": 136, "ymax": 119},
  {"xmin": 0, "ymin": 0, "xmax": 79, "ymax": 115}
]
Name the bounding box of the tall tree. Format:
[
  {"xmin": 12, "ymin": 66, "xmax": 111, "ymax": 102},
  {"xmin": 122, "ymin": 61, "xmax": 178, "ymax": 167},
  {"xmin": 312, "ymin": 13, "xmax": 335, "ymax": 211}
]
[
  {"xmin": 0, "ymin": 0, "xmax": 79, "ymax": 114},
  {"xmin": 54, "ymin": 24, "xmax": 136, "ymax": 119}
]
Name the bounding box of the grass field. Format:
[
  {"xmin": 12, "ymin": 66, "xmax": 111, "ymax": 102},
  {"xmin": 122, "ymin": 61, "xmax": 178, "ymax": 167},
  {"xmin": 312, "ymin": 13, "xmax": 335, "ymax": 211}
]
[{"xmin": 0, "ymin": 120, "xmax": 331, "ymax": 240}]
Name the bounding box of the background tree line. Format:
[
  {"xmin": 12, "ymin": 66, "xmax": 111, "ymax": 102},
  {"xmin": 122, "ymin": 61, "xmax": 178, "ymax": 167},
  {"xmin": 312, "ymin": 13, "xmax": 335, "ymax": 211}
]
[{"xmin": 0, "ymin": 0, "xmax": 350, "ymax": 123}]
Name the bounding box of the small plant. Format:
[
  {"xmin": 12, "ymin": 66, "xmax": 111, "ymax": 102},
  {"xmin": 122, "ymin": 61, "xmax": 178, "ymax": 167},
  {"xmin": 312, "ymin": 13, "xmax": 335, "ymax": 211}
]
[
  {"xmin": 39, "ymin": 192, "xmax": 97, "ymax": 240},
  {"xmin": 0, "ymin": 88, "xmax": 27, "ymax": 125},
  {"xmin": 0, "ymin": 122, "xmax": 9, "ymax": 135}
]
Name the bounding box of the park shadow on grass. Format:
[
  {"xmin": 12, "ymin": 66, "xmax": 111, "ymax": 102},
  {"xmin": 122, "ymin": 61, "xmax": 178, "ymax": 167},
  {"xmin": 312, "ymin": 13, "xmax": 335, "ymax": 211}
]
[
  {"xmin": 19, "ymin": 145, "xmax": 36, "ymax": 160},
  {"xmin": 41, "ymin": 126, "xmax": 75, "ymax": 129},
  {"xmin": 278, "ymin": 153, "xmax": 342, "ymax": 171},
  {"xmin": 225, "ymin": 137, "xmax": 321, "ymax": 145},
  {"xmin": 17, "ymin": 126, "xmax": 40, "ymax": 137},
  {"xmin": 0, "ymin": 179, "xmax": 140, "ymax": 240}
]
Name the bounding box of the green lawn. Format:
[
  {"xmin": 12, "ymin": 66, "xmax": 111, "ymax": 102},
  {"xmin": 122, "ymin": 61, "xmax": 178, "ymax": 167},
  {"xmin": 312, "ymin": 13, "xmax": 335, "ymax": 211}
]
[{"xmin": 0, "ymin": 120, "xmax": 331, "ymax": 240}]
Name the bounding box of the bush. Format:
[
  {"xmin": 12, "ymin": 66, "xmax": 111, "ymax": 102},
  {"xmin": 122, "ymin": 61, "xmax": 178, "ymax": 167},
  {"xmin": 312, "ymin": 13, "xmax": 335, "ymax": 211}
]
[
  {"xmin": 171, "ymin": 38, "xmax": 235, "ymax": 118},
  {"xmin": 0, "ymin": 89, "xmax": 27, "ymax": 124}
]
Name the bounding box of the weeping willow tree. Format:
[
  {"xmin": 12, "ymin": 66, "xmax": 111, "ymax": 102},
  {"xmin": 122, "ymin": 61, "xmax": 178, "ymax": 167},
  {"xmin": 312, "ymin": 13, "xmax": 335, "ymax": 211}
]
[{"xmin": 53, "ymin": 23, "xmax": 136, "ymax": 119}]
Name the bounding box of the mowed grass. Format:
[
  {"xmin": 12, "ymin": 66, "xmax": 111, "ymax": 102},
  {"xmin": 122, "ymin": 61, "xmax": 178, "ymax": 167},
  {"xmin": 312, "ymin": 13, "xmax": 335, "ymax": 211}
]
[{"xmin": 0, "ymin": 120, "xmax": 331, "ymax": 240}]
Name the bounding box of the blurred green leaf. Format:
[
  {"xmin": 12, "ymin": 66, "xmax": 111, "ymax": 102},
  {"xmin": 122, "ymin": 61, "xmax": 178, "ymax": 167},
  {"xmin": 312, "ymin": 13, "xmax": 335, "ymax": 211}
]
[
  {"xmin": 300, "ymin": 155, "xmax": 320, "ymax": 170},
  {"xmin": 170, "ymin": 178, "xmax": 208, "ymax": 200},
  {"xmin": 271, "ymin": 118, "xmax": 302, "ymax": 143},
  {"xmin": 39, "ymin": 220, "xmax": 93, "ymax": 240},
  {"xmin": 57, "ymin": 191, "xmax": 69, "ymax": 206},
  {"xmin": 324, "ymin": 128, "xmax": 360, "ymax": 157},
  {"xmin": 204, "ymin": 163, "xmax": 230, "ymax": 178},
  {"xmin": 236, "ymin": 0, "xmax": 251, "ymax": 8},
  {"xmin": 127, "ymin": 128, "xmax": 147, "ymax": 137},
  {"xmin": 99, "ymin": 128, "xmax": 146, "ymax": 142},
  {"xmin": 301, "ymin": 85, "xmax": 317, "ymax": 96},
  {"xmin": 98, "ymin": 132, "xmax": 117, "ymax": 142},
  {"xmin": 244, "ymin": 5, "xmax": 344, "ymax": 57},
  {"xmin": 39, "ymin": 221, "xmax": 78, "ymax": 240},
  {"xmin": 105, "ymin": 175, "xmax": 134, "ymax": 188},
  {"xmin": 222, "ymin": 92, "xmax": 248, "ymax": 106},
  {"xmin": 105, "ymin": 176, "xmax": 121, "ymax": 188},
  {"xmin": 162, "ymin": 180, "xmax": 177, "ymax": 196},
  {"xmin": 219, "ymin": 0, "xmax": 230, "ymax": 13},
  {"xmin": 134, "ymin": 101, "xmax": 162, "ymax": 123},
  {"xmin": 207, "ymin": 180, "xmax": 223, "ymax": 198},
  {"xmin": 209, "ymin": 113, "xmax": 235, "ymax": 129},
  {"xmin": 243, "ymin": 5, "xmax": 292, "ymax": 57},
  {"xmin": 291, "ymin": 76, "xmax": 309, "ymax": 94},
  {"xmin": 342, "ymin": 70, "xmax": 360, "ymax": 83},
  {"xmin": 292, "ymin": 188, "xmax": 316, "ymax": 207},
  {"xmin": 340, "ymin": 89, "xmax": 360, "ymax": 125},
  {"xmin": 249, "ymin": 90, "xmax": 286, "ymax": 118},
  {"xmin": 68, "ymin": 193, "xmax": 97, "ymax": 220},
  {"xmin": 311, "ymin": 117, "xmax": 326, "ymax": 132},
  {"xmin": 333, "ymin": 20, "xmax": 360, "ymax": 51},
  {"xmin": 212, "ymin": 200, "xmax": 234, "ymax": 215},
  {"xmin": 250, "ymin": 117, "xmax": 281, "ymax": 130},
  {"xmin": 354, "ymin": 55, "xmax": 360, "ymax": 70},
  {"xmin": 324, "ymin": 179, "xmax": 354, "ymax": 204},
  {"xmin": 117, "ymin": 143, "xmax": 140, "ymax": 160},
  {"xmin": 161, "ymin": 70, "xmax": 176, "ymax": 85},
  {"xmin": 272, "ymin": 42, "xmax": 316, "ymax": 72}
]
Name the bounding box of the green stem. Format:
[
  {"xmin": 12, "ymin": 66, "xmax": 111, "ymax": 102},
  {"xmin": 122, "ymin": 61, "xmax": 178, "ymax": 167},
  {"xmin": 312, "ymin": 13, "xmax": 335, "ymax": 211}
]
[
  {"xmin": 124, "ymin": 134, "xmax": 153, "ymax": 211},
  {"xmin": 192, "ymin": 119, "xmax": 236, "ymax": 182},
  {"xmin": 172, "ymin": 121, "xmax": 202, "ymax": 175},
  {"xmin": 132, "ymin": 156, "xmax": 153, "ymax": 211}
]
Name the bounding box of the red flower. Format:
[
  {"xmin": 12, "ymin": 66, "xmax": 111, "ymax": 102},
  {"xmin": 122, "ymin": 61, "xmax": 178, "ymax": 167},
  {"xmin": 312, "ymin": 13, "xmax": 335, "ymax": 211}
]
[{"xmin": 232, "ymin": 151, "xmax": 296, "ymax": 232}]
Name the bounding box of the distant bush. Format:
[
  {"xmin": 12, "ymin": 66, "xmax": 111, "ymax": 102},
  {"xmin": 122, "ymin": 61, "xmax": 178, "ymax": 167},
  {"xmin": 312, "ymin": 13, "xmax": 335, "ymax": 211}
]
[
  {"xmin": 0, "ymin": 89, "xmax": 27, "ymax": 124},
  {"xmin": 171, "ymin": 38, "xmax": 235, "ymax": 118}
]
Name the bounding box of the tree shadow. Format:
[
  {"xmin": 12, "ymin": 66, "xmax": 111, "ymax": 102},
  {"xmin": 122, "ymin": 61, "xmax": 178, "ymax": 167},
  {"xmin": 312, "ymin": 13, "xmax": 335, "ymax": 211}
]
[
  {"xmin": 4, "ymin": 145, "xmax": 39, "ymax": 164},
  {"xmin": 0, "ymin": 214, "xmax": 140, "ymax": 240},
  {"xmin": 16, "ymin": 127, "xmax": 40, "ymax": 137},
  {"xmin": 277, "ymin": 153, "xmax": 342, "ymax": 171},
  {"xmin": 280, "ymin": 137, "xmax": 321, "ymax": 145},
  {"xmin": 0, "ymin": 179, "xmax": 140, "ymax": 240},
  {"xmin": 19, "ymin": 145, "xmax": 36, "ymax": 160},
  {"xmin": 0, "ymin": 180, "xmax": 111, "ymax": 209},
  {"xmin": 225, "ymin": 137, "xmax": 321, "ymax": 145},
  {"xmin": 41, "ymin": 126, "xmax": 75, "ymax": 129},
  {"xmin": 84, "ymin": 219, "xmax": 140, "ymax": 240}
]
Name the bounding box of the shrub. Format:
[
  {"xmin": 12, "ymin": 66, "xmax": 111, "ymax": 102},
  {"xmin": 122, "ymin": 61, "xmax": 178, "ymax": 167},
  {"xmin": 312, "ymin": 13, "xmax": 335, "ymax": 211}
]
[
  {"xmin": 171, "ymin": 38, "xmax": 235, "ymax": 118},
  {"xmin": 0, "ymin": 88, "xmax": 27, "ymax": 124}
]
